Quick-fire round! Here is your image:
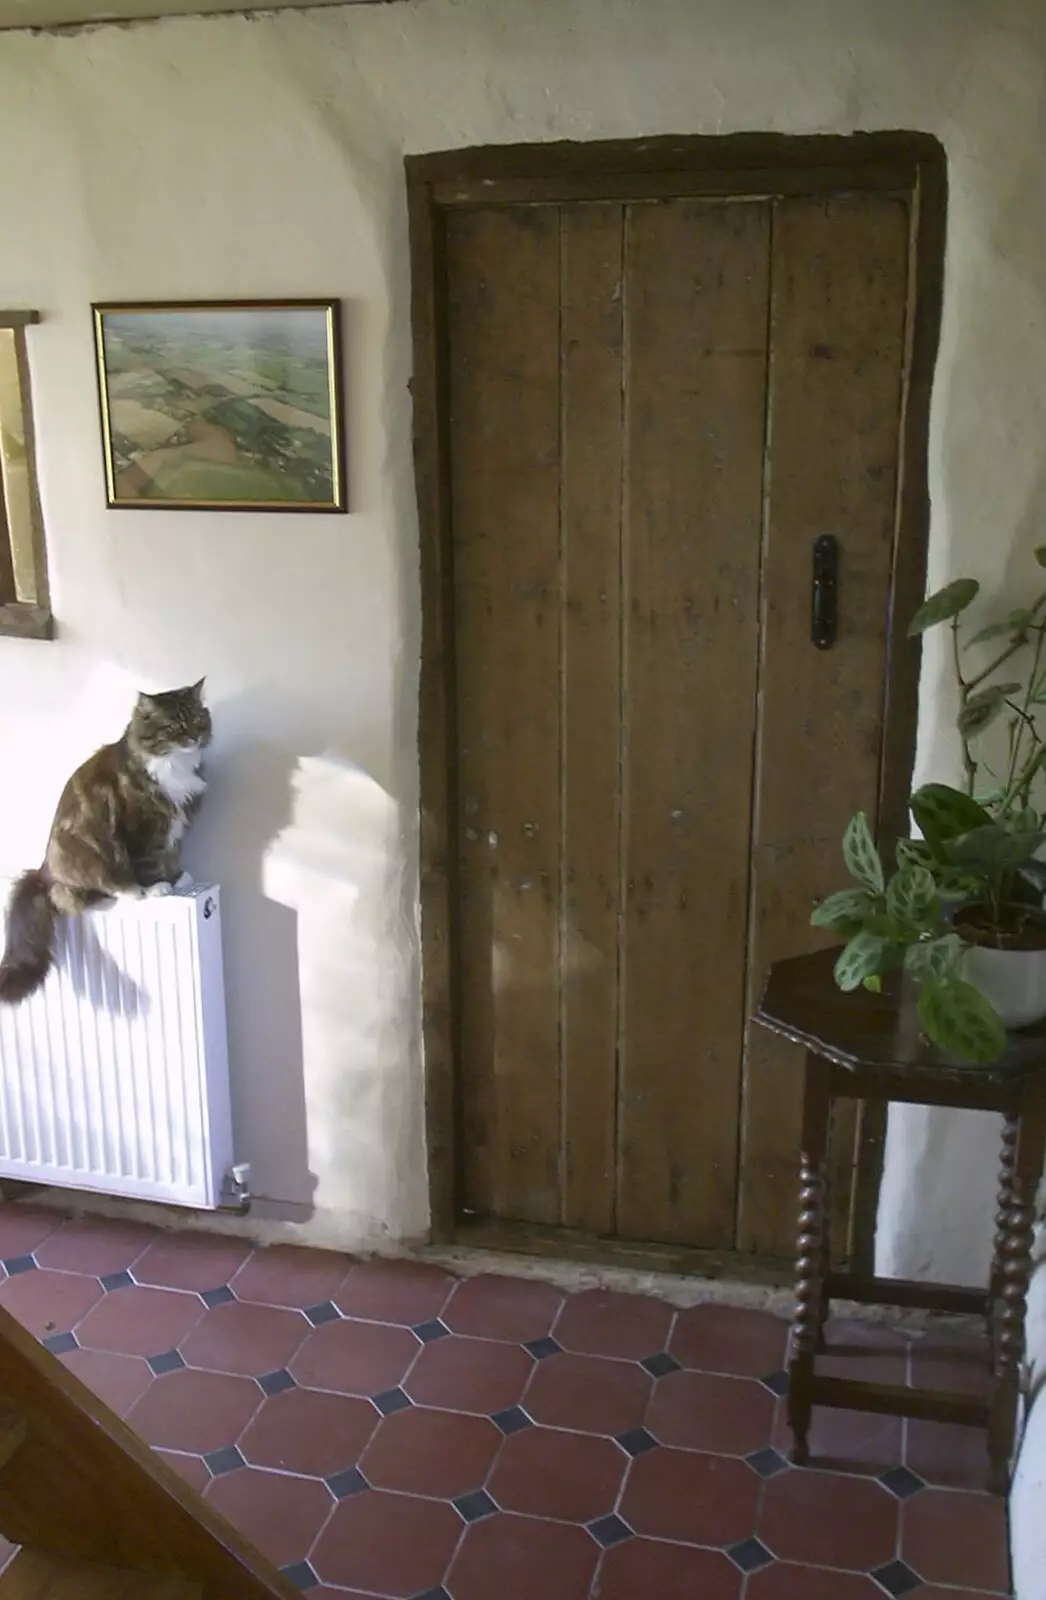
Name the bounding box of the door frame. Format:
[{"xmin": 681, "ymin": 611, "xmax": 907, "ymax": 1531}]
[{"xmin": 406, "ymin": 130, "xmax": 947, "ymax": 1265}]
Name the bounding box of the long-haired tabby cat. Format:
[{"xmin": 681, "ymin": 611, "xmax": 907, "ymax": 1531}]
[{"xmin": 0, "ymin": 680, "xmax": 211, "ymax": 1005}]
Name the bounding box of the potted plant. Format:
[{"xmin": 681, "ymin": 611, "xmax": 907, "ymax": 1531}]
[{"xmin": 813, "ymin": 554, "xmax": 1046, "ymax": 1064}]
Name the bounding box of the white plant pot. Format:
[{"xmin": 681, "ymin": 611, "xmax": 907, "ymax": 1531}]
[{"xmin": 961, "ymin": 944, "xmax": 1046, "ymax": 1030}]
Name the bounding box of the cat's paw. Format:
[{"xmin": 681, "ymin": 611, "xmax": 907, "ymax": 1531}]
[{"xmin": 145, "ymin": 881, "xmax": 173, "ymax": 898}]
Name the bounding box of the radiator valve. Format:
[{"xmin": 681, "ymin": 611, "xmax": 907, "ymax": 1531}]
[{"xmin": 220, "ymin": 1163, "xmax": 252, "ymax": 1213}]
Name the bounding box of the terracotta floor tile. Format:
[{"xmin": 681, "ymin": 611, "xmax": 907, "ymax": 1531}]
[
  {"xmin": 241, "ymin": 1388, "xmax": 378, "ymax": 1477},
  {"xmin": 647, "ymin": 1369, "xmax": 774, "ymax": 1454},
  {"xmin": 0, "ymin": 1267, "xmax": 102, "ymax": 1335},
  {"xmin": 910, "ymin": 1590, "xmax": 1006, "ymax": 1598},
  {"xmin": 127, "ymin": 1367, "xmax": 261, "ymax": 1454},
  {"xmin": 670, "ymin": 1303, "xmax": 789, "ymax": 1377},
  {"xmin": 361, "ymin": 1405, "xmax": 500, "ymax": 1498},
  {"xmin": 156, "ymin": 1449, "xmax": 211, "ymax": 1495},
  {"xmin": 181, "ymin": 1300, "xmax": 307, "ymax": 1376},
  {"xmin": 903, "ymin": 1487, "xmax": 1011, "ymax": 1592},
  {"xmin": 621, "ymin": 1447, "xmax": 759, "ymax": 1546},
  {"xmin": 443, "ymin": 1273, "xmax": 563, "ymax": 1343},
  {"xmin": 818, "ymin": 1317, "xmax": 910, "ymax": 1386},
  {"xmin": 554, "ymin": 1288, "xmax": 673, "ymax": 1360},
  {"xmin": 313, "ymin": 1489, "xmax": 461, "ymax": 1596},
  {"xmin": 745, "ymin": 1564, "xmax": 886, "ymax": 1598},
  {"xmin": 406, "ymin": 1333, "xmax": 532, "ymax": 1415},
  {"xmin": 906, "ymin": 1418, "xmax": 991, "ymax": 1491},
  {"xmin": 75, "ymin": 1285, "xmax": 204, "ymax": 1357},
  {"xmin": 291, "ymin": 1318, "xmax": 420, "ymax": 1397},
  {"xmin": 909, "ymin": 1330, "xmax": 992, "ymax": 1399},
  {"xmin": 448, "ymin": 1512, "xmax": 599, "ymax": 1600},
  {"xmin": 0, "ymin": 1204, "xmax": 62, "ymax": 1259},
  {"xmin": 231, "ymin": 1244, "xmax": 351, "ymax": 1309},
  {"xmin": 488, "ymin": 1425, "xmax": 625, "ymax": 1523},
  {"xmin": 60, "ymin": 1347, "xmax": 152, "ymax": 1417},
  {"xmin": 760, "ymin": 1467, "xmax": 898, "ymax": 1570},
  {"xmin": 34, "ymin": 1218, "xmax": 157, "ymax": 1276},
  {"xmin": 594, "ymin": 1539, "xmax": 741, "ymax": 1600},
  {"xmin": 771, "ymin": 1400, "xmax": 903, "ymax": 1475},
  {"xmin": 134, "ymin": 1232, "xmax": 253, "ymax": 1293},
  {"xmin": 524, "ymin": 1350, "xmax": 651, "ymax": 1436},
  {"xmin": 206, "ymin": 1467, "xmax": 333, "ymax": 1569},
  {"xmin": 335, "ymin": 1258, "xmax": 454, "ymax": 1326}
]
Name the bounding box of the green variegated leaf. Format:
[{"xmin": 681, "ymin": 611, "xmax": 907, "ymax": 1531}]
[
  {"xmin": 904, "ymin": 933, "xmax": 963, "ymax": 984},
  {"xmin": 842, "ymin": 812, "xmax": 884, "ymax": 893},
  {"xmin": 948, "ymin": 824, "xmax": 1046, "ymax": 870},
  {"xmin": 896, "ymin": 838, "xmax": 935, "ymax": 871},
  {"xmin": 910, "ymin": 784, "xmax": 991, "ymax": 848},
  {"xmin": 957, "ymin": 683, "xmax": 1022, "ymax": 739},
  {"xmin": 967, "ymin": 611, "xmax": 1033, "ymax": 646},
  {"xmin": 810, "ymin": 888, "xmax": 876, "ymax": 934},
  {"xmin": 917, "ymin": 979, "xmax": 1007, "ymax": 1063},
  {"xmin": 908, "ymin": 579, "xmax": 980, "ymax": 636},
  {"xmin": 834, "ymin": 933, "xmax": 894, "ymax": 992},
  {"xmin": 886, "ymin": 866, "xmax": 939, "ymax": 929}
]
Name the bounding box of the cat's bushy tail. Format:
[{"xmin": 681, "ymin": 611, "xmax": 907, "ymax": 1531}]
[{"xmin": 0, "ymin": 869, "xmax": 56, "ymax": 1005}]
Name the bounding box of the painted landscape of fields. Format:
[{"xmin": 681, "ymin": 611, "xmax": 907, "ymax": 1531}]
[{"xmin": 94, "ymin": 304, "xmax": 343, "ymax": 509}]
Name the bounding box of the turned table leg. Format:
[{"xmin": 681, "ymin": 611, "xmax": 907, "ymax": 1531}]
[
  {"xmin": 988, "ymin": 1111, "xmax": 1020, "ymax": 1345},
  {"xmin": 788, "ymin": 1051, "xmax": 832, "ymax": 1466},
  {"xmin": 988, "ymin": 1083, "xmax": 1046, "ymax": 1495}
]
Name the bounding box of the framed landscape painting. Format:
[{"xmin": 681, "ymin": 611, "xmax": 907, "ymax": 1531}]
[{"xmin": 92, "ymin": 300, "xmax": 346, "ymax": 512}]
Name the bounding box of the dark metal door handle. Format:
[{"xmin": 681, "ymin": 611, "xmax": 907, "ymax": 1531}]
[{"xmin": 811, "ymin": 535, "xmax": 839, "ymax": 651}]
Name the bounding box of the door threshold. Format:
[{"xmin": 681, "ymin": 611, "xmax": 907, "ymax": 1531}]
[{"xmin": 445, "ymin": 1215, "xmax": 795, "ymax": 1287}]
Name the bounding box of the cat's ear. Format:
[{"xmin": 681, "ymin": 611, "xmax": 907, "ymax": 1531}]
[
  {"xmin": 191, "ymin": 677, "xmax": 206, "ymax": 699},
  {"xmin": 136, "ymin": 689, "xmax": 159, "ymax": 707}
]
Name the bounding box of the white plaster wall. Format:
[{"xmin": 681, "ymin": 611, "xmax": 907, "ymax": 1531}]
[{"xmin": 0, "ymin": 0, "xmax": 1044, "ymax": 1289}]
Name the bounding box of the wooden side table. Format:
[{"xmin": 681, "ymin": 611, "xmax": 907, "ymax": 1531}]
[{"xmin": 755, "ymin": 947, "xmax": 1046, "ymax": 1495}]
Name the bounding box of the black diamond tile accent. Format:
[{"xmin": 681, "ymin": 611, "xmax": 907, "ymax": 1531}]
[
  {"xmin": 43, "ymin": 1324, "xmax": 78, "ymax": 1350},
  {"xmin": 373, "ymin": 1386, "xmax": 413, "ymax": 1416},
  {"xmin": 147, "ymin": 1349, "xmax": 186, "ymax": 1376},
  {"xmin": 281, "ymin": 1560, "xmax": 318, "ymax": 1591},
  {"xmin": 588, "ymin": 1514, "xmax": 632, "ymax": 1549},
  {"xmin": 303, "ymin": 1300, "xmax": 340, "ymax": 1328},
  {"xmin": 760, "ymin": 1368, "xmax": 790, "ymax": 1397},
  {"xmin": 257, "ymin": 1367, "xmax": 296, "ymax": 1397},
  {"xmin": 727, "ymin": 1537, "xmax": 774, "ymax": 1574},
  {"xmin": 201, "ymin": 1285, "xmax": 236, "ymax": 1309},
  {"xmin": 327, "ymin": 1466, "xmax": 369, "ymax": 1500},
  {"xmin": 100, "ymin": 1270, "xmax": 133, "ymax": 1293},
  {"xmin": 641, "ymin": 1351, "xmax": 681, "ymax": 1379},
  {"xmin": 413, "ymin": 1590, "xmax": 451, "ymax": 1600},
  {"xmin": 746, "ymin": 1446, "xmax": 790, "ymax": 1479},
  {"xmin": 492, "ymin": 1406, "xmax": 533, "ymax": 1435},
  {"xmin": 204, "ymin": 1445, "xmax": 245, "ymax": 1477},
  {"xmin": 879, "ymin": 1465, "xmax": 925, "ymax": 1500},
  {"xmin": 616, "ymin": 1427, "xmax": 658, "ymax": 1458},
  {"xmin": 523, "ymin": 1336, "xmax": 562, "ymax": 1361},
  {"xmin": 871, "ymin": 1559, "xmax": 922, "ymax": 1597},
  {"xmin": 4, "ymin": 1255, "xmax": 36, "ymax": 1276},
  {"xmin": 414, "ymin": 1318, "xmax": 451, "ymax": 1344},
  {"xmin": 43, "ymin": 1330, "xmax": 78, "ymax": 1355},
  {"xmin": 454, "ymin": 1489, "xmax": 497, "ymax": 1523}
]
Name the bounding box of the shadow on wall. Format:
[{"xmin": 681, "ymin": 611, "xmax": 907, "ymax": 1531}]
[
  {"xmin": 183, "ymin": 690, "xmax": 314, "ymax": 1219},
  {"xmin": 262, "ymin": 753, "xmax": 427, "ymax": 1243}
]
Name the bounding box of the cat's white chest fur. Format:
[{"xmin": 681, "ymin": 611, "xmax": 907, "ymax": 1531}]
[{"xmin": 144, "ymin": 745, "xmax": 206, "ymax": 848}]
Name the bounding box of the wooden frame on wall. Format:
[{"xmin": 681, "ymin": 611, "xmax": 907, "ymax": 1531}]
[
  {"xmin": 407, "ymin": 130, "xmax": 948, "ymax": 1271},
  {"xmin": 92, "ymin": 299, "xmax": 347, "ymax": 513}
]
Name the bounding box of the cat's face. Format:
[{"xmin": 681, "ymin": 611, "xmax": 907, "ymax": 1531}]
[{"xmin": 131, "ymin": 679, "xmax": 212, "ymax": 756}]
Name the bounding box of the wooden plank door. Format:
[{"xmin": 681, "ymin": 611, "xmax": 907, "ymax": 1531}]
[
  {"xmin": 446, "ymin": 197, "xmax": 771, "ymax": 1248},
  {"xmin": 412, "ymin": 136, "xmax": 942, "ymax": 1267}
]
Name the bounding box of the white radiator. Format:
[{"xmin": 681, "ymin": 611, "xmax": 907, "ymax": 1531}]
[{"xmin": 0, "ymin": 884, "xmax": 237, "ymax": 1210}]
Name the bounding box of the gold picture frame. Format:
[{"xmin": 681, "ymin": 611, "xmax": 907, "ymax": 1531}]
[{"xmin": 92, "ymin": 299, "xmax": 346, "ymax": 512}]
